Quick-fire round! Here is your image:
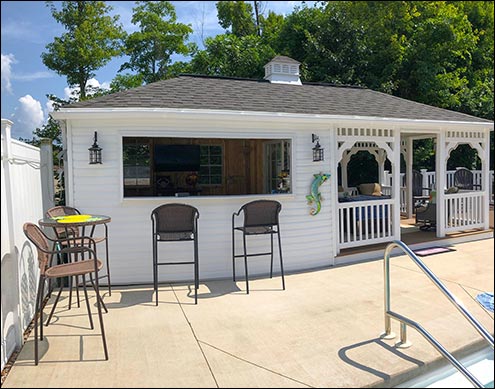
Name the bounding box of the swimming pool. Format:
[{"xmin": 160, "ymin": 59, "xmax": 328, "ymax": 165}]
[{"xmin": 396, "ymin": 347, "xmax": 494, "ymax": 388}]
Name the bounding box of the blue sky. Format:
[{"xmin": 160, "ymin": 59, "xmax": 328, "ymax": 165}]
[{"xmin": 1, "ymin": 1, "xmax": 313, "ymax": 139}]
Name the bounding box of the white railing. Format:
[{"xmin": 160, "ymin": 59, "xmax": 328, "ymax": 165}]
[
  {"xmin": 338, "ymin": 199, "xmax": 396, "ymax": 249},
  {"xmin": 385, "ymin": 170, "xmax": 492, "ymax": 190},
  {"xmin": 382, "ymin": 186, "xmax": 407, "ymax": 214},
  {"xmin": 384, "ymin": 169, "xmax": 494, "ymax": 210},
  {"xmin": 443, "ymin": 191, "xmax": 486, "ymax": 233}
]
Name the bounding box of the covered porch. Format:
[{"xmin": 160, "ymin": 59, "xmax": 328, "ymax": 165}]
[{"xmin": 333, "ymin": 123, "xmax": 493, "ymax": 254}]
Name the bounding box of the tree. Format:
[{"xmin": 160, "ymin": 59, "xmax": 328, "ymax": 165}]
[
  {"xmin": 119, "ymin": 1, "xmax": 194, "ymax": 84},
  {"xmin": 190, "ymin": 34, "xmax": 275, "ymax": 79},
  {"xmin": 259, "ymin": 10, "xmax": 284, "ymax": 46},
  {"xmin": 216, "ymin": 1, "xmax": 256, "ymax": 37},
  {"xmin": 109, "ymin": 74, "xmax": 144, "ymax": 93},
  {"xmin": 41, "ymin": 1, "xmax": 125, "ymax": 100}
]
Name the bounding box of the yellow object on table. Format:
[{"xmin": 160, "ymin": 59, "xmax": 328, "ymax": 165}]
[{"xmin": 53, "ymin": 214, "xmax": 93, "ymax": 223}]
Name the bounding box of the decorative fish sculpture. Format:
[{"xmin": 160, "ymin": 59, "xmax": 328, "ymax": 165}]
[{"xmin": 306, "ymin": 172, "xmax": 331, "ymax": 215}]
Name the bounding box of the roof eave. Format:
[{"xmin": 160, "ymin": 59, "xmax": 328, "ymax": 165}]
[{"xmin": 51, "ymin": 107, "xmax": 494, "ymax": 130}]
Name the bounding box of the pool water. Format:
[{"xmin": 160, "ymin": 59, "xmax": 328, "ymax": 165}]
[{"xmin": 397, "ymin": 348, "xmax": 494, "ymax": 388}]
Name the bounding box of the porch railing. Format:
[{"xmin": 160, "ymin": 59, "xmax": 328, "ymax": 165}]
[
  {"xmin": 383, "ymin": 169, "xmax": 494, "ymax": 211},
  {"xmin": 443, "ymin": 191, "xmax": 486, "ymax": 233},
  {"xmin": 384, "ymin": 170, "xmax": 492, "ymax": 195},
  {"xmin": 382, "ymin": 186, "xmax": 406, "ymax": 214},
  {"xmin": 338, "ymin": 199, "xmax": 396, "ymax": 249}
]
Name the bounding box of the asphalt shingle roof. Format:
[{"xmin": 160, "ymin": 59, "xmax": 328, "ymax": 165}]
[{"xmin": 66, "ymin": 75, "xmax": 492, "ymax": 124}]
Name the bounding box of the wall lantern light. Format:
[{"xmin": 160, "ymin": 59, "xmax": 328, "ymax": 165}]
[
  {"xmin": 312, "ymin": 134, "xmax": 324, "ymax": 162},
  {"xmin": 89, "ymin": 131, "xmax": 102, "ymax": 164}
]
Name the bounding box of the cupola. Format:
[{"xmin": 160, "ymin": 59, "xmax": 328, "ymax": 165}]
[{"xmin": 264, "ymin": 55, "xmax": 301, "ymax": 85}]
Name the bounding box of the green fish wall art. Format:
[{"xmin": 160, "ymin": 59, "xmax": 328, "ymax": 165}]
[{"xmin": 306, "ymin": 172, "xmax": 331, "ymax": 215}]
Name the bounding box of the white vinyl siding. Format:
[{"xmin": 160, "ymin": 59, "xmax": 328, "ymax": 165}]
[{"xmin": 65, "ymin": 115, "xmax": 335, "ymax": 284}]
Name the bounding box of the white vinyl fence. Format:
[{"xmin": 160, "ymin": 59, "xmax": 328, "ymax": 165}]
[{"xmin": 1, "ymin": 119, "xmax": 44, "ymax": 369}]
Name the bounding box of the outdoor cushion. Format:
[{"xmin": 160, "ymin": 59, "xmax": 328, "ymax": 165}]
[
  {"xmin": 358, "ymin": 183, "xmax": 382, "ymax": 196},
  {"xmin": 445, "ymin": 186, "xmax": 459, "ymax": 194}
]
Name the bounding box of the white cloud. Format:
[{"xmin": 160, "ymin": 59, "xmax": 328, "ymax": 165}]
[
  {"xmin": 12, "ymin": 71, "xmax": 54, "ymax": 81},
  {"xmin": 45, "ymin": 99, "xmax": 55, "ymax": 114},
  {"xmin": 12, "ymin": 94, "xmax": 45, "ymax": 139},
  {"xmin": 64, "ymin": 77, "xmax": 111, "ymax": 100},
  {"xmin": 0, "ymin": 20, "xmax": 47, "ymax": 44},
  {"xmin": 1, "ymin": 53, "xmax": 17, "ymax": 94}
]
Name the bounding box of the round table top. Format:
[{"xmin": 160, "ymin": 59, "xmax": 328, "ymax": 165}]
[{"xmin": 39, "ymin": 214, "xmax": 111, "ymax": 227}]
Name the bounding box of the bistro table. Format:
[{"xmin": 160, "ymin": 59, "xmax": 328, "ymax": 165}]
[
  {"xmin": 39, "ymin": 213, "xmax": 111, "ymax": 238},
  {"xmin": 38, "ymin": 214, "xmax": 111, "ymax": 313}
]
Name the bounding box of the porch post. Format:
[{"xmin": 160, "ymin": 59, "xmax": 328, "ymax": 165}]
[
  {"xmin": 393, "ymin": 129, "xmax": 401, "ymax": 239},
  {"xmin": 377, "ymin": 149, "xmax": 387, "ymax": 188},
  {"xmin": 40, "ymin": 138, "xmax": 55, "ymax": 214},
  {"xmin": 341, "ymin": 153, "xmax": 349, "ymax": 189},
  {"xmin": 482, "ymin": 129, "xmax": 490, "ymax": 230},
  {"xmin": 406, "ymin": 137, "xmax": 413, "ymax": 218},
  {"xmin": 420, "ymin": 168, "xmax": 429, "ymax": 193},
  {"xmin": 436, "ymin": 131, "xmax": 447, "ymax": 237}
]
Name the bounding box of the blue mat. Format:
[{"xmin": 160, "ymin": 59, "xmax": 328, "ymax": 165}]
[{"xmin": 476, "ymin": 292, "xmax": 494, "ymax": 312}]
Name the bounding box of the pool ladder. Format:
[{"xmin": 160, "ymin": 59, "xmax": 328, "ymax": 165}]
[{"xmin": 382, "ymin": 240, "xmax": 494, "ymax": 388}]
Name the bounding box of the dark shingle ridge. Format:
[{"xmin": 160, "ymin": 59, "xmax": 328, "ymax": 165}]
[{"xmin": 178, "ymin": 73, "xmax": 269, "ymax": 83}]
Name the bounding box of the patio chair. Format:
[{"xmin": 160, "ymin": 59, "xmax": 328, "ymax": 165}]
[
  {"xmin": 23, "ymin": 222, "xmax": 108, "ymax": 365},
  {"xmin": 46, "ymin": 206, "xmax": 112, "ymax": 297},
  {"xmin": 232, "ymin": 200, "xmax": 285, "ymax": 294},
  {"xmin": 416, "ymin": 186, "xmax": 459, "ymax": 230},
  {"xmin": 151, "ymin": 204, "xmax": 200, "ymax": 305},
  {"xmin": 415, "ymin": 202, "xmax": 437, "ymax": 231},
  {"xmin": 412, "ymin": 170, "xmax": 431, "ymax": 207},
  {"xmin": 454, "ymin": 168, "xmax": 481, "ymax": 190}
]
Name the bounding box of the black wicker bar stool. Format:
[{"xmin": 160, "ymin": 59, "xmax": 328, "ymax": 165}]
[
  {"xmin": 151, "ymin": 204, "xmax": 200, "ymax": 305},
  {"xmin": 232, "ymin": 200, "xmax": 285, "ymax": 294}
]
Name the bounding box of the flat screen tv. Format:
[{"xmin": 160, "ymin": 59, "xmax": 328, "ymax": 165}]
[{"xmin": 154, "ymin": 144, "xmax": 200, "ymax": 172}]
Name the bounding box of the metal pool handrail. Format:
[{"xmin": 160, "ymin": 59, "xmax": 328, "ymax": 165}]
[{"xmin": 382, "ymin": 240, "xmax": 494, "ymax": 389}]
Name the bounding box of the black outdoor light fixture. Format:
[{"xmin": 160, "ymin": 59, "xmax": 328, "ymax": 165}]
[
  {"xmin": 89, "ymin": 131, "xmax": 102, "ymax": 164},
  {"xmin": 312, "ymin": 133, "xmax": 324, "ymax": 162}
]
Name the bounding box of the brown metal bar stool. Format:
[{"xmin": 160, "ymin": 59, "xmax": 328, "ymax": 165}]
[
  {"xmin": 23, "ymin": 222, "xmax": 108, "ymax": 365},
  {"xmin": 151, "ymin": 204, "xmax": 200, "ymax": 305},
  {"xmin": 232, "ymin": 200, "xmax": 285, "ymax": 294}
]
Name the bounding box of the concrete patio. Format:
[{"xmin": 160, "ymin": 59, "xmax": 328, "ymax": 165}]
[{"xmin": 2, "ymin": 238, "xmax": 493, "ymax": 388}]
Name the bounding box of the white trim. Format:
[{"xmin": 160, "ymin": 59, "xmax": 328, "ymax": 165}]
[
  {"xmin": 65, "ymin": 120, "xmax": 74, "ymax": 206},
  {"xmin": 51, "ymin": 107, "xmax": 494, "ymax": 130},
  {"xmin": 122, "ymin": 193, "xmax": 296, "ymax": 202}
]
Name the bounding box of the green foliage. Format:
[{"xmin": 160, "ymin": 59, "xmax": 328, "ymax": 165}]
[
  {"xmin": 119, "ymin": 1, "xmax": 194, "ymax": 83},
  {"xmin": 259, "ymin": 11, "xmax": 284, "ymax": 46},
  {"xmin": 273, "ymin": 1, "xmax": 493, "ymax": 170},
  {"xmin": 413, "ymin": 139, "xmax": 436, "ymax": 171},
  {"xmin": 347, "ymin": 151, "xmax": 379, "ymax": 187},
  {"xmin": 190, "ymin": 34, "xmax": 275, "ymax": 78},
  {"xmin": 109, "ymin": 73, "xmax": 144, "ymax": 93},
  {"xmin": 41, "ymin": 1, "xmax": 125, "ymax": 100},
  {"xmin": 216, "ymin": 1, "xmax": 256, "ymax": 37}
]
